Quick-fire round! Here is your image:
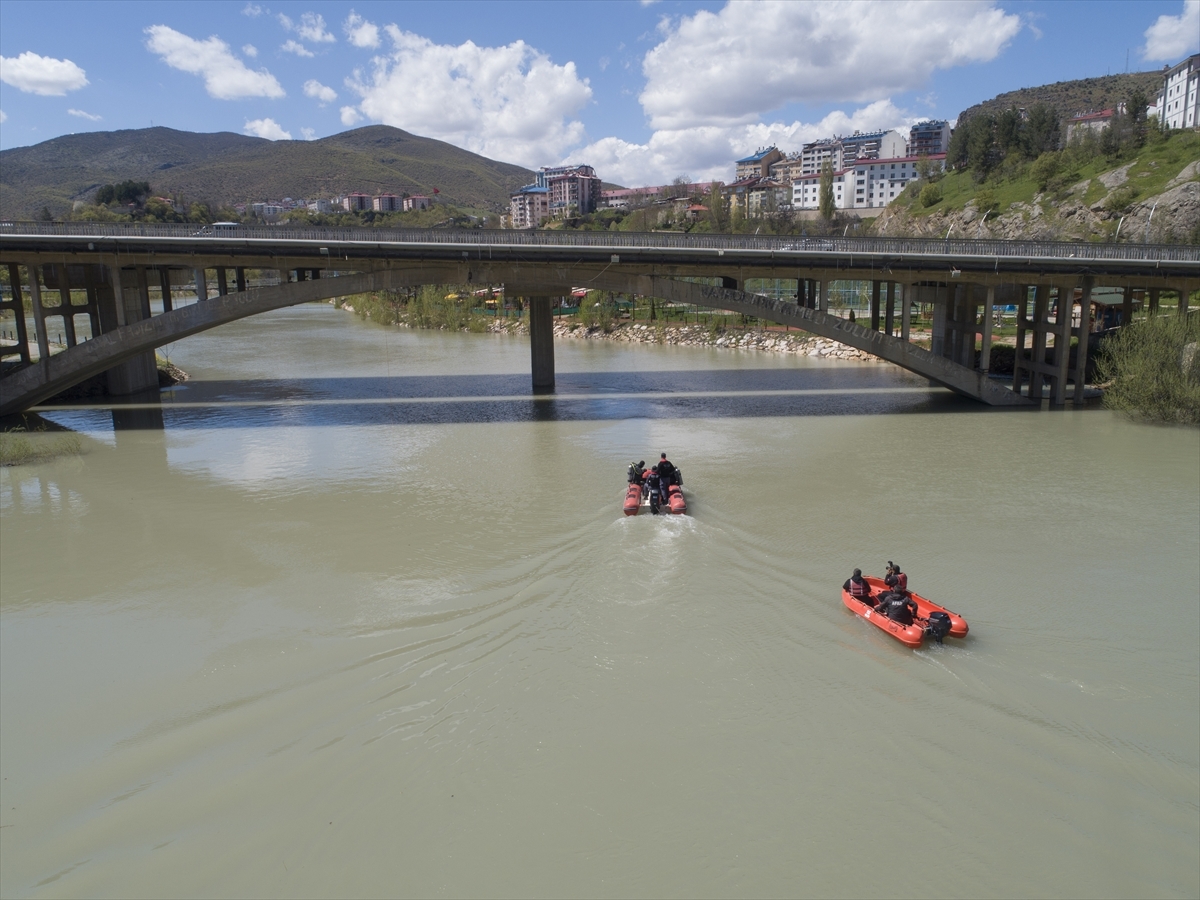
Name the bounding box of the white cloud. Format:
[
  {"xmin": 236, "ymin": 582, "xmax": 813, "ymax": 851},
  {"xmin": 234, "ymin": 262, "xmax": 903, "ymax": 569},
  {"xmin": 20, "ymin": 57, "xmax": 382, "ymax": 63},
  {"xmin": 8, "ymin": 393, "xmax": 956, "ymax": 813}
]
[
  {"xmin": 244, "ymin": 117, "xmax": 291, "ymax": 140},
  {"xmin": 282, "ymin": 40, "xmax": 314, "ymax": 58},
  {"xmin": 279, "ymin": 12, "xmax": 335, "ymax": 43},
  {"xmin": 303, "ymin": 79, "xmax": 337, "ymax": 104},
  {"xmin": 347, "ymin": 28, "xmax": 591, "ymax": 168},
  {"xmin": 67, "ymin": 108, "xmax": 102, "ymax": 121},
  {"xmin": 340, "ymin": 105, "xmax": 362, "ymax": 126},
  {"xmin": 0, "ymin": 51, "xmax": 88, "ymax": 96},
  {"xmin": 0, "ymin": 110, "xmax": 7, "ymax": 123},
  {"xmin": 570, "ymin": 100, "xmax": 911, "ymax": 187},
  {"xmin": 242, "ymin": 3, "xmax": 264, "ymax": 16},
  {"xmin": 146, "ymin": 25, "xmax": 285, "ymax": 99},
  {"xmin": 344, "ymin": 11, "xmax": 381, "ymax": 49},
  {"xmin": 640, "ymin": 1, "xmax": 1020, "ymax": 129},
  {"xmin": 1142, "ymin": 0, "xmax": 1200, "ymax": 62},
  {"xmin": 300, "ymin": 126, "xmax": 316, "ymax": 140},
  {"xmin": 243, "ymin": 44, "xmax": 258, "ymax": 58}
]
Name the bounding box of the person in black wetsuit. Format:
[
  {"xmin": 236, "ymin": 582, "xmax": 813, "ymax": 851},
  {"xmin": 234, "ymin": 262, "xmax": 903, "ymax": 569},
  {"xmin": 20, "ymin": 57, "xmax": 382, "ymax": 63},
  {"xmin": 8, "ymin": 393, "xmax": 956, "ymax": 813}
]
[
  {"xmin": 628, "ymin": 460, "xmax": 646, "ymax": 484},
  {"xmin": 879, "ymin": 590, "xmax": 919, "ymax": 625},
  {"xmin": 656, "ymin": 453, "xmax": 676, "ymax": 504},
  {"xmin": 644, "ymin": 466, "xmax": 662, "ymax": 511},
  {"xmin": 843, "ymin": 568, "xmax": 874, "ymax": 606}
]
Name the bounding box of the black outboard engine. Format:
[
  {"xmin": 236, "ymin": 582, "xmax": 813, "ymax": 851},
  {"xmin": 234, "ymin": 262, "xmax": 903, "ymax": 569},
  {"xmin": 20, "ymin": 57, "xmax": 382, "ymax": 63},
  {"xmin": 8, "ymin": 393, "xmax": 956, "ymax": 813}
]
[{"xmin": 926, "ymin": 611, "xmax": 952, "ymax": 644}]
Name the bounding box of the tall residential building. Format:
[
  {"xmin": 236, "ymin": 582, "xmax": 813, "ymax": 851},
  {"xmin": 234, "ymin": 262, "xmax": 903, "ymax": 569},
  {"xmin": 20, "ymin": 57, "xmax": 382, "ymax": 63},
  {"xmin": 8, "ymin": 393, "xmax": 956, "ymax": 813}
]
[
  {"xmin": 735, "ymin": 147, "xmax": 783, "ymax": 180},
  {"xmin": 530, "ymin": 164, "xmax": 602, "ymax": 217},
  {"xmin": 799, "ymin": 138, "xmax": 842, "ymax": 176},
  {"xmin": 1154, "ymin": 54, "xmax": 1199, "ymax": 130},
  {"xmin": 372, "ymin": 194, "xmax": 400, "ymax": 212},
  {"xmin": 509, "ymin": 185, "xmax": 550, "ymax": 228},
  {"xmin": 838, "ymin": 130, "xmax": 907, "ymax": 164},
  {"xmin": 792, "ymin": 154, "xmax": 945, "ymax": 211},
  {"xmin": 908, "ymin": 120, "xmax": 952, "ymax": 156}
]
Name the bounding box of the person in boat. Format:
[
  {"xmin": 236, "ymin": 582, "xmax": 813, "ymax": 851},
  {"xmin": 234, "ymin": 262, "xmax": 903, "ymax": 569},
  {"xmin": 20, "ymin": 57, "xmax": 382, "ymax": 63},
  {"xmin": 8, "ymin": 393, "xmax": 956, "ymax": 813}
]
[
  {"xmin": 843, "ymin": 568, "xmax": 874, "ymax": 606},
  {"xmin": 655, "ymin": 453, "xmax": 676, "ymax": 503},
  {"xmin": 628, "ymin": 460, "xmax": 646, "ymax": 484},
  {"xmin": 878, "ymin": 590, "xmax": 919, "ymax": 626},
  {"xmin": 644, "ymin": 465, "xmax": 661, "ymax": 500},
  {"xmin": 889, "ymin": 563, "xmax": 908, "ymax": 594}
]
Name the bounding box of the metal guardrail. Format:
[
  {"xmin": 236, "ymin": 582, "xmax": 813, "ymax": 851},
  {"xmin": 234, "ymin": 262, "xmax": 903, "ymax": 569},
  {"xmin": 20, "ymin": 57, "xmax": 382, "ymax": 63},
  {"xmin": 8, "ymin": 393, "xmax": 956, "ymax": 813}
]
[{"xmin": 2, "ymin": 221, "xmax": 1198, "ymax": 264}]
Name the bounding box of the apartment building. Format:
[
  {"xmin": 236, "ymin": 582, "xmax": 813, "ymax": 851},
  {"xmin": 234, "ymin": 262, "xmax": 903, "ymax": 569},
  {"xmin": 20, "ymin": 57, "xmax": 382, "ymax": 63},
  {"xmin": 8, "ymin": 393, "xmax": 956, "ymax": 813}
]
[
  {"xmin": 908, "ymin": 120, "xmax": 952, "ymax": 156},
  {"xmin": 1154, "ymin": 54, "xmax": 1199, "ymax": 130},
  {"xmin": 372, "ymin": 194, "xmax": 400, "ymax": 212},
  {"xmin": 839, "ymin": 130, "xmax": 908, "ymax": 164},
  {"xmin": 404, "ymin": 195, "xmax": 432, "ymax": 212},
  {"xmin": 735, "ymin": 147, "xmax": 783, "ymax": 180},
  {"xmin": 792, "ymin": 154, "xmax": 944, "ymax": 211},
  {"xmin": 342, "ymin": 192, "xmax": 372, "ymax": 212},
  {"xmin": 768, "ymin": 153, "xmax": 806, "ymax": 183},
  {"xmin": 509, "ymin": 185, "xmax": 550, "ymax": 228},
  {"xmin": 799, "ymin": 138, "xmax": 842, "ymax": 176}
]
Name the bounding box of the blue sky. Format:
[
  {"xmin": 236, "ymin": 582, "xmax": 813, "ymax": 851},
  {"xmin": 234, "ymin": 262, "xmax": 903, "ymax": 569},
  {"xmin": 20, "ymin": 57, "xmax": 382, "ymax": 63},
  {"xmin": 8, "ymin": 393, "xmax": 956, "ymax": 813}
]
[{"xmin": 1, "ymin": 0, "xmax": 1197, "ymax": 186}]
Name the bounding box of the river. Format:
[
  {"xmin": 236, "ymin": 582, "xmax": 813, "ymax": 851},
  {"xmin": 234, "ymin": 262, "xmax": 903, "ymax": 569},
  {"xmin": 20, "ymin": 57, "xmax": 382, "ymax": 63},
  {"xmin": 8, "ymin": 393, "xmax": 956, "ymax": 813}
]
[{"xmin": 1, "ymin": 302, "xmax": 1197, "ymax": 898}]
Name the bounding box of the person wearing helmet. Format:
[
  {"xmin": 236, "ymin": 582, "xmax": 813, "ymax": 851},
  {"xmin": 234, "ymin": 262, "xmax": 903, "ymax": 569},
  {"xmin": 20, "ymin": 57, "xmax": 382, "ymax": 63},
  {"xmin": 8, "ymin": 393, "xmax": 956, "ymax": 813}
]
[
  {"xmin": 843, "ymin": 568, "xmax": 874, "ymax": 606},
  {"xmin": 628, "ymin": 460, "xmax": 646, "ymax": 484}
]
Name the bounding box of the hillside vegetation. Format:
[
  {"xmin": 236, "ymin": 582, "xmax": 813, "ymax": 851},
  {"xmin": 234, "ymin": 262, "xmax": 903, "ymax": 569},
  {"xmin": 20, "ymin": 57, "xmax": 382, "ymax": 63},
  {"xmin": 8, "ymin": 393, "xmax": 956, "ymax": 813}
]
[
  {"xmin": 0, "ymin": 125, "xmax": 533, "ymax": 219},
  {"xmin": 877, "ymin": 84, "xmax": 1200, "ymax": 244},
  {"xmin": 957, "ymin": 71, "xmax": 1164, "ymax": 124}
]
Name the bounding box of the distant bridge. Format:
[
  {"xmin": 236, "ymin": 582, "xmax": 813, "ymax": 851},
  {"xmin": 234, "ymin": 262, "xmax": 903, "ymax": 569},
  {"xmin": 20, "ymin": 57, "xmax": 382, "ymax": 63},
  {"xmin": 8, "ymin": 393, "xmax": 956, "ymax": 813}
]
[{"xmin": 2, "ymin": 223, "xmax": 1198, "ymax": 416}]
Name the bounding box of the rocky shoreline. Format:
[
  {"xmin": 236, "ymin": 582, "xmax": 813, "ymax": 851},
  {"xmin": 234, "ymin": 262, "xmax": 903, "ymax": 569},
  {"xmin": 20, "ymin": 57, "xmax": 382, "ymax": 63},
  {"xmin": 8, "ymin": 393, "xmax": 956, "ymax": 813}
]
[{"xmin": 543, "ymin": 321, "xmax": 884, "ymax": 361}]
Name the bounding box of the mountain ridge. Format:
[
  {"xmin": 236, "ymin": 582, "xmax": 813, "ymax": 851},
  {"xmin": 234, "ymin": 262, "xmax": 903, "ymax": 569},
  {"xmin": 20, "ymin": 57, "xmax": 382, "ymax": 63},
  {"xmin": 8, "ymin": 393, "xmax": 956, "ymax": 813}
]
[{"xmin": 0, "ymin": 125, "xmax": 535, "ymax": 218}]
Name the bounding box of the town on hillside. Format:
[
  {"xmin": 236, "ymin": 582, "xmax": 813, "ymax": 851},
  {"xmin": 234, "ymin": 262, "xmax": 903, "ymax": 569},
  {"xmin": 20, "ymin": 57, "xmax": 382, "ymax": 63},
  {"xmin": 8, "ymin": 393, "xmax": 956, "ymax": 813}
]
[{"xmin": 503, "ymin": 53, "xmax": 1198, "ymax": 229}]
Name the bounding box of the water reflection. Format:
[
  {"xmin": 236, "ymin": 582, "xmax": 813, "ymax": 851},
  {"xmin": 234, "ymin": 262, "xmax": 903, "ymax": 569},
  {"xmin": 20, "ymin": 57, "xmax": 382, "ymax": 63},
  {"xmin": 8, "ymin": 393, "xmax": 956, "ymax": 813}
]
[{"xmin": 37, "ymin": 368, "xmax": 1004, "ymax": 429}]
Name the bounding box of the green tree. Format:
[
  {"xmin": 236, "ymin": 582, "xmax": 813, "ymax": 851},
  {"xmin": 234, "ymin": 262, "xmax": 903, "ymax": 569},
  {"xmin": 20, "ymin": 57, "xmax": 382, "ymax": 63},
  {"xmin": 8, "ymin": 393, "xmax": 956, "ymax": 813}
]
[
  {"xmin": 1023, "ymin": 104, "xmax": 1061, "ymax": 157},
  {"xmin": 919, "ymin": 182, "xmax": 942, "ymax": 208},
  {"xmin": 818, "ymin": 160, "xmax": 835, "ymax": 221}
]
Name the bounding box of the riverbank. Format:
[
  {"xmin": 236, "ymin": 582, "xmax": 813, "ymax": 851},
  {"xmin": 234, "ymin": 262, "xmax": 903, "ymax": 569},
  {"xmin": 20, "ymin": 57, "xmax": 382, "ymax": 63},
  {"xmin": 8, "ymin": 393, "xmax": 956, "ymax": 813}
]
[{"xmin": 334, "ymin": 299, "xmax": 887, "ymax": 362}]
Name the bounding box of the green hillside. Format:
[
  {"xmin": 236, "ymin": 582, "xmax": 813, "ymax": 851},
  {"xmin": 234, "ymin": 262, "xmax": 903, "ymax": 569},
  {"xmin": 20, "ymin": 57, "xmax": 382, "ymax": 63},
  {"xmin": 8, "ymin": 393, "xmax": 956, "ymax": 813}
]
[
  {"xmin": 0, "ymin": 125, "xmax": 534, "ymax": 219},
  {"xmin": 957, "ymin": 71, "xmax": 1163, "ymax": 124}
]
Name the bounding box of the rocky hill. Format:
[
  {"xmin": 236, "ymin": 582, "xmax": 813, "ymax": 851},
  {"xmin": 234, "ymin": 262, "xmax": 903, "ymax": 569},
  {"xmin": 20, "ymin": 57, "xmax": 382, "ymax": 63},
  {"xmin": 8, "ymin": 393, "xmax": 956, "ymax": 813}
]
[
  {"xmin": 956, "ymin": 71, "xmax": 1163, "ymax": 124},
  {"xmin": 0, "ymin": 125, "xmax": 534, "ymax": 218}
]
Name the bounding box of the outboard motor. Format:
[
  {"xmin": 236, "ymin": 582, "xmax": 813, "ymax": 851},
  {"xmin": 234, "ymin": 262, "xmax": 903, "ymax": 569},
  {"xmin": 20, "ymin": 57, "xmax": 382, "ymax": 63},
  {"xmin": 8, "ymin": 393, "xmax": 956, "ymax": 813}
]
[{"xmin": 926, "ymin": 611, "xmax": 952, "ymax": 644}]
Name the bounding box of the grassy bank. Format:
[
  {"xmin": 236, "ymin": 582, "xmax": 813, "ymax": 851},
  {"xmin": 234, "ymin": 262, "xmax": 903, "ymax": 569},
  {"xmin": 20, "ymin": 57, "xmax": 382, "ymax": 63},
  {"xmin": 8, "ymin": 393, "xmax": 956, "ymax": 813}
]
[
  {"xmin": 0, "ymin": 426, "xmax": 83, "ymax": 466},
  {"xmin": 1096, "ymin": 313, "xmax": 1200, "ymax": 425}
]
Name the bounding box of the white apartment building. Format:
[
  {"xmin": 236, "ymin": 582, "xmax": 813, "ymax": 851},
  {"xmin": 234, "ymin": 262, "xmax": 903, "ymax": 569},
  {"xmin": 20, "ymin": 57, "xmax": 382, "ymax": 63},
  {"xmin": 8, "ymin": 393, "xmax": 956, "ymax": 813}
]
[
  {"xmin": 1154, "ymin": 54, "xmax": 1199, "ymax": 130},
  {"xmin": 792, "ymin": 154, "xmax": 945, "ymax": 211},
  {"xmin": 797, "ymin": 130, "xmax": 907, "ymax": 177}
]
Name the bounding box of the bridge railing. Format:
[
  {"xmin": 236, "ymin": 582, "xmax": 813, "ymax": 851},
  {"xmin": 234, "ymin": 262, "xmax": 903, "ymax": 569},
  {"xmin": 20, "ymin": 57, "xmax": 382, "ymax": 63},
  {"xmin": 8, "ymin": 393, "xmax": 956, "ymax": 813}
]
[{"xmin": 2, "ymin": 221, "xmax": 1199, "ymax": 263}]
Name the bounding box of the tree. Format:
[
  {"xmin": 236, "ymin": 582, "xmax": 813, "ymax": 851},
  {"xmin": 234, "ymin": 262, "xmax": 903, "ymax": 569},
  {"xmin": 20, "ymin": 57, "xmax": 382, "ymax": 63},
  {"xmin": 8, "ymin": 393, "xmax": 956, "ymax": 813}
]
[
  {"xmin": 919, "ymin": 183, "xmax": 942, "ymax": 208},
  {"xmin": 707, "ymin": 182, "xmax": 727, "ymax": 232},
  {"xmin": 1127, "ymin": 88, "xmax": 1149, "ymax": 149},
  {"xmin": 1023, "ymin": 104, "xmax": 1061, "ymax": 157},
  {"xmin": 818, "ymin": 160, "xmax": 835, "ymax": 221}
]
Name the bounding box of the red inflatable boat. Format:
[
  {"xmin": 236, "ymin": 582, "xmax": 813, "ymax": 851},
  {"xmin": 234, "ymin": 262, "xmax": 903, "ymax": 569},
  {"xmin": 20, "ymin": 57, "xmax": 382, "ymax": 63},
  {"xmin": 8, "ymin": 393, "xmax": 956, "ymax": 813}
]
[
  {"xmin": 842, "ymin": 575, "xmax": 969, "ymax": 648},
  {"xmin": 622, "ymin": 470, "xmax": 687, "ymax": 516}
]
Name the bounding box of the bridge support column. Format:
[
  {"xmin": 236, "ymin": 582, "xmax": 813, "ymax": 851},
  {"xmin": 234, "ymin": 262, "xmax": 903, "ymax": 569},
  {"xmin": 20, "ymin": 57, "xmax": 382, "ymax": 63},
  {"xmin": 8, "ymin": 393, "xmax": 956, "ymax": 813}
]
[
  {"xmin": 2, "ymin": 264, "xmax": 33, "ymax": 367},
  {"xmin": 194, "ymin": 268, "xmax": 207, "ymax": 301},
  {"xmin": 1073, "ymin": 278, "xmax": 1093, "ymax": 407},
  {"xmin": 1029, "ymin": 285, "xmax": 1051, "ymax": 402},
  {"xmin": 931, "ymin": 288, "xmax": 947, "ymax": 358},
  {"xmin": 529, "ymin": 295, "xmax": 555, "ymax": 394},
  {"xmin": 102, "ymin": 264, "xmax": 159, "ymax": 396},
  {"xmin": 158, "ymin": 268, "xmax": 173, "ymax": 312},
  {"xmin": 27, "ymin": 267, "xmax": 51, "ymax": 363},
  {"xmin": 1121, "ymin": 287, "xmax": 1133, "ymax": 326},
  {"xmin": 52, "ymin": 264, "xmax": 78, "ymax": 348},
  {"xmin": 870, "ymin": 281, "xmax": 881, "ymax": 331},
  {"xmin": 980, "ymin": 285, "xmax": 995, "ymax": 373},
  {"xmin": 1052, "ymin": 284, "xmax": 1074, "ymax": 406},
  {"xmin": 819, "ymin": 280, "xmax": 830, "ymax": 313},
  {"xmin": 900, "ymin": 284, "xmax": 911, "ymax": 342},
  {"xmin": 884, "ymin": 282, "xmax": 895, "ymax": 335},
  {"xmin": 236, "ymin": 267, "xmax": 247, "ymax": 293},
  {"xmin": 1179, "ymin": 287, "xmax": 1190, "ymax": 315},
  {"xmin": 1148, "ymin": 288, "xmax": 1160, "ymax": 317},
  {"xmin": 217, "ymin": 268, "xmax": 228, "ymax": 296}
]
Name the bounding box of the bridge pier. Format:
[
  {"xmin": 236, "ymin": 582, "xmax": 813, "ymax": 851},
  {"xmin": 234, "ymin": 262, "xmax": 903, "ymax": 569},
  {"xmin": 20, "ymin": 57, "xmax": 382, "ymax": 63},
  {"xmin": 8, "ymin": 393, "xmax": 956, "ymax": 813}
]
[
  {"xmin": 1, "ymin": 264, "xmax": 33, "ymax": 368},
  {"xmin": 104, "ymin": 265, "xmax": 158, "ymax": 395},
  {"xmin": 529, "ymin": 295, "xmax": 555, "ymax": 393}
]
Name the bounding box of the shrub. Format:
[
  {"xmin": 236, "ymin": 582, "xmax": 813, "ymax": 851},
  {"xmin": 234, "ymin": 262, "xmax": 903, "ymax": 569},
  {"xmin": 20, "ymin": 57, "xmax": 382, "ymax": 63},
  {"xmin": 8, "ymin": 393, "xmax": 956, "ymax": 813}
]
[
  {"xmin": 1096, "ymin": 311, "xmax": 1200, "ymax": 425},
  {"xmin": 1104, "ymin": 185, "xmax": 1140, "ymax": 214},
  {"xmin": 975, "ymin": 188, "xmax": 999, "ymax": 216},
  {"xmin": 919, "ymin": 183, "xmax": 942, "ymax": 208}
]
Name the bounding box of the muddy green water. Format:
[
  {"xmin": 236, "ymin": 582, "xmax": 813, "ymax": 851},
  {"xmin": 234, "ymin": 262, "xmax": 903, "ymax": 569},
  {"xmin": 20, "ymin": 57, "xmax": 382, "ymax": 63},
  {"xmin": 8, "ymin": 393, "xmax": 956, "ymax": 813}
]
[{"xmin": 1, "ymin": 304, "xmax": 1198, "ymax": 898}]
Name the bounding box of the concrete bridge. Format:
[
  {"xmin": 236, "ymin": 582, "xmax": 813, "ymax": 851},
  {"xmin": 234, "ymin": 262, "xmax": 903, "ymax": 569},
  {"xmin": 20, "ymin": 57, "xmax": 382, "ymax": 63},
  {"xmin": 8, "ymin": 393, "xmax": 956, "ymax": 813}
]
[{"xmin": 2, "ymin": 223, "xmax": 1198, "ymax": 416}]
